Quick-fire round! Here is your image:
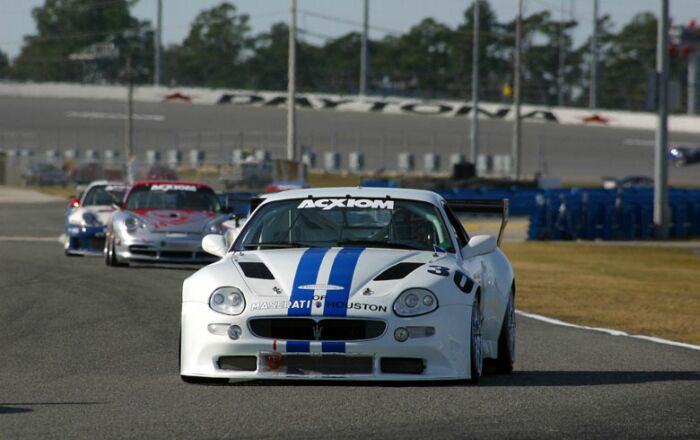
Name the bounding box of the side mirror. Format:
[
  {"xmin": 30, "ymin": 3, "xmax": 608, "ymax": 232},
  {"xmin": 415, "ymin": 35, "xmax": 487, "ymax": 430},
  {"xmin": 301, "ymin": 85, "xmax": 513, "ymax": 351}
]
[
  {"xmin": 462, "ymin": 235, "xmax": 497, "ymax": 259},
  {"xmin": 202, "ymin": 234, "xmax": 228, "ymax": 258}
]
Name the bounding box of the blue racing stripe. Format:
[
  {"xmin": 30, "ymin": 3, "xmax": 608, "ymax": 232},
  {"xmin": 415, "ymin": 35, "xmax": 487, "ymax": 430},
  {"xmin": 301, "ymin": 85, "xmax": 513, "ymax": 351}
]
[
  {"xmin": 323, "ymin": 247, "xmax": 365, "ymax": 317},
  {"xmin": 286, "ymin": 341, "xmax": 310, "ymax": 352},
  {"xmin": 288, "ymin": 247, "xmax": 330, "ymax": 316},
  {"xmin": 321, "ymin": 341, "xmax": 346, "ymax": 353}
]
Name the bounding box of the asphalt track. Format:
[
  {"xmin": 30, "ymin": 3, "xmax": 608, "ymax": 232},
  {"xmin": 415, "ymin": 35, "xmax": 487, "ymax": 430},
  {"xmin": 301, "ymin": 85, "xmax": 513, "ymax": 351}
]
[
  {"xmin": 1, "ymin": 202, "xmax": 699, "ymax": 439},
  {"xmin": 1, "ymin": 95, "xmax": 700, "ymax": 184}
]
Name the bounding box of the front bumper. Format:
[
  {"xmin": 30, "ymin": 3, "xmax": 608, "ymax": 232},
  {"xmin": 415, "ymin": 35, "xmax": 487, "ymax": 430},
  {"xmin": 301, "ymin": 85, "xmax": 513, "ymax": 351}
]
[
  {"xmin": 180, "ymin": 302, "xmax": 472, "ymax": 381},
  {"xmin": 114, "ymin": 231, "xmax": 217, "ymax": 264},
  {"xmin": 64, "ymin": 224, "xmax": 106, "ymax": 256}
]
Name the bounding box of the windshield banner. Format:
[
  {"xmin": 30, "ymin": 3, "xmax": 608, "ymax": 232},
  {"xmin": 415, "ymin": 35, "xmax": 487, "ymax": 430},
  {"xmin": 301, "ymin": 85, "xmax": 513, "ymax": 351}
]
[{"xmin": 297, "ymin": 198, "xmax": 394, "ymax": 210}]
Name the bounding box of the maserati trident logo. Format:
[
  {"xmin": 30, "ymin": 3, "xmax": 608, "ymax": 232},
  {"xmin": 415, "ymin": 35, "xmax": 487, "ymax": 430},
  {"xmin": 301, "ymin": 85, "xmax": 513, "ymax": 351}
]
[{"xmin": 312, "ymin": 323, "xmax": 323, "ymax": 341}]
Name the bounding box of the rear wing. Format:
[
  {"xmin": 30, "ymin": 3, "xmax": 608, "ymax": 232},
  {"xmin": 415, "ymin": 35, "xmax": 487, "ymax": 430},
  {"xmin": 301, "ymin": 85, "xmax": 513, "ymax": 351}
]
[{"xmin": 446, "ymin": 199, "xmax": 509, "ymax": 247}]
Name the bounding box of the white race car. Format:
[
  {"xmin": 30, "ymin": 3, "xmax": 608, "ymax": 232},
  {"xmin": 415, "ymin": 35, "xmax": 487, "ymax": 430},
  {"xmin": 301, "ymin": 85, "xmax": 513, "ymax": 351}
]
[
  {"xmin": 64, "ymin": 180, "xmax": 129, "ymax": 256},
  {"xmin": 180, "ymin": 188, "xmax": 515, "ymax": 383}
]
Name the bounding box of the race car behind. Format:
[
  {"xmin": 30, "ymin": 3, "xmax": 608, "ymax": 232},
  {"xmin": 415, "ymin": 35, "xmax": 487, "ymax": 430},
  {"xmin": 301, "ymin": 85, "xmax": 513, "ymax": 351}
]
[
  {"xmin": 105, "ymin": 181, "xmax": 233, "ymax": 266},
  {"xmin": 64, "ymin": 180, "xmax": 129, "ymax": 256}
]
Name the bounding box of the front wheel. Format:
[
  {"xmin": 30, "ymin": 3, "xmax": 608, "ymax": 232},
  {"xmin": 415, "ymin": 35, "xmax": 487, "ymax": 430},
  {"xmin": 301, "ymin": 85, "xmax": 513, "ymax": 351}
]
[
  {"xmin": 467, "ymin": 298, "xmax": 483, "ymax": 383},
  {"xmin": 105, "ymin": 236, "xmax": 128, "ymax": 267}
]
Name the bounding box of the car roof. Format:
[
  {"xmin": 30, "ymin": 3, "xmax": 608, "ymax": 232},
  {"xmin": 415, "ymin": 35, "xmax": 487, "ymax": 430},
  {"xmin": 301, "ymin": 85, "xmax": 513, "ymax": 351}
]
[
  {"xmin": 131, "ymin": 180, "xmax": 211, "ymax": 188},
  {"xmin": 260, "ymin": 187, "xmax": 444, "ymax": 206},
  {"xmin": 83, "ymin": 180, "xmax": 129, "ymax": 191}
]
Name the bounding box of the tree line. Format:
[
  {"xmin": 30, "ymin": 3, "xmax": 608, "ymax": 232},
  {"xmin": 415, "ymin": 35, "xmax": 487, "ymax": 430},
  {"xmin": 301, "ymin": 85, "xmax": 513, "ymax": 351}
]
[{"xmin": 0, "ymin": 0, "xmax": 694, "ymax": 111}]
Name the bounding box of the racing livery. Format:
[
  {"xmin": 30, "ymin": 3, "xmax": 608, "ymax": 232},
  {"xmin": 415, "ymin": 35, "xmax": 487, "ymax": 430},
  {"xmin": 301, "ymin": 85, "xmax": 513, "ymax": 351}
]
[
  {"xmin": 64, "ymin": 180, "xmax": 129, "ymax": 256},
  {"xmin": 105, "ymin": 181, "xmax": 231, "ymax": 266},
  {"xmin": 180, "ymin": 187, "xmax": 515, "ymax": 383}
]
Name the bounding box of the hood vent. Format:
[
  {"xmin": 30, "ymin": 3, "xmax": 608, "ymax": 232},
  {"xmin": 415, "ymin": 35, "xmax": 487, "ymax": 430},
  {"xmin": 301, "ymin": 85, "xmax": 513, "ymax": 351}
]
[
  {"xmin": 238, "ymin": 262, "xmax": 275, "ymax": 280},
  {"xmin": 374, "ymin": 262, "xmax": 424, "ymax": 281}
]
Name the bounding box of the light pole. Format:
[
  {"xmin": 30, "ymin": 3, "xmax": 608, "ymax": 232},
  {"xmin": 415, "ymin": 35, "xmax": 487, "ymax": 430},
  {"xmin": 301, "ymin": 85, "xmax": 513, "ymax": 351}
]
[
  {"xmin": 654, "ymin": 0, "xmax": 670, "ymax": 238},
  {"xmin": 359, "ymin": 0, "xmax": 369, "ymax": 96},
  {"xmin": 511, "ymin": 0, "xmax": 523, "ymax": 181},
  {"xmin": 154, "ymin": 0, "xmax": 162, "ymax": 86},
  {"xmin": 590, "ymin": 0, "xmax": 599, "ymax": 108},
  {"xmin": 469, "ymin": 0, "xmax": 480, "ymax": 166},
  {"xmin": 125, "ymin": 54, "xmax": 135, "ymax": 184},
  {"xmin": 287, "ymin": 0, "xmax": 297, "ymax": 161}
]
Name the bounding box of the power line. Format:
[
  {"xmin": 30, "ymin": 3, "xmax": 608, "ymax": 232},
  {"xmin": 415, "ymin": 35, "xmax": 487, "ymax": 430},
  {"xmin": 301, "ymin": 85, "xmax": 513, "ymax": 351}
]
[{"xmin": 298, "ymin": 8, "xmax": 402, "ymax": 36}]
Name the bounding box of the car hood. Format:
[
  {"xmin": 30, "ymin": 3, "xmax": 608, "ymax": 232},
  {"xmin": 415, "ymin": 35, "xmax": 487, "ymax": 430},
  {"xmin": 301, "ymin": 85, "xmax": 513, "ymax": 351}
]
[
  {"xmin": 69, "ymin": 206, "xmax": 116, "ymax": 226},
  {"xmin": 232, "ymin": 247, "xmax": 443, "ymax": 302},
  {"xmin": 131, "ymin": 209, "xmax": 219, "ymax": 233}
]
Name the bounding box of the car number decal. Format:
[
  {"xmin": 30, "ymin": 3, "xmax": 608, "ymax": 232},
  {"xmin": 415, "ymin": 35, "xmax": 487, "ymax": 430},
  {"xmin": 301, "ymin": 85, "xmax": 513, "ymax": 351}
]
[
  {"xmin": 427, "ymin": 265, "xmax": 449, "ymax": 276},
  {"xmin": 453, "ymin": 271, "xmax": 475, "ymax": 293}
]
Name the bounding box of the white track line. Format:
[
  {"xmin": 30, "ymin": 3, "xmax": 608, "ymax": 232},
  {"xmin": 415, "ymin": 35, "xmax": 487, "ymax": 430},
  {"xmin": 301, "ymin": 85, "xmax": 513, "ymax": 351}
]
[
  {"xmin": 0, "ymin": 236, "xmax": 61, "ymax": 242},
  {"xmin": 516, "ymin": 310, "xmax": 700, "ymax": 351},
  {"xmin": 66, "ymin": 111, "xmax": 165, "ymax": 121}
]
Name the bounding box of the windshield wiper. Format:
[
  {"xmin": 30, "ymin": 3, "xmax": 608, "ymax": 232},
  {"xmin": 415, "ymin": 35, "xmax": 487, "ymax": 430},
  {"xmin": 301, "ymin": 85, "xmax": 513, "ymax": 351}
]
[
  {"xmin": 243, "ymin": 241, "xmax": 313, "ymax": 249},
  {"xmin": 336, "ymin": 240, "xmax": 422, "ymax": 250}
]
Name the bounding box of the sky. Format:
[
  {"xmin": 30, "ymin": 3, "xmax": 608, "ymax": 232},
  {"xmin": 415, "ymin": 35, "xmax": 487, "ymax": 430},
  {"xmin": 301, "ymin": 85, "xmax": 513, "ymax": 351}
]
[{"xmin": 1, "ymin": 0, "xmax": 698, "ymax": 58}]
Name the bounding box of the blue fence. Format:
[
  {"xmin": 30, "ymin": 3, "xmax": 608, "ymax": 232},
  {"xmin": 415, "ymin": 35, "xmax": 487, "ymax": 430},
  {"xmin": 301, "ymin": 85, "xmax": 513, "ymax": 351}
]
[{"xmin": 439, "ymin": 187, "xmax": 700, "ymax": 240}]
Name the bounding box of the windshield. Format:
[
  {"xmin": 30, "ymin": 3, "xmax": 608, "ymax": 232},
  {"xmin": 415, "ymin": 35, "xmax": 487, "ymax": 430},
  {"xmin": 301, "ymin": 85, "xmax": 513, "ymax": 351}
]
[
  {"xmin": 125, "ymin": 183, "xmax": 221, "ymax": 212},
  {"xmin": 82, "ymin": 184, "xmax": 128, "ymax": 207},
  {"xmin": 235, "ymin": 198, "xmax": 454, "ymax": 252}
]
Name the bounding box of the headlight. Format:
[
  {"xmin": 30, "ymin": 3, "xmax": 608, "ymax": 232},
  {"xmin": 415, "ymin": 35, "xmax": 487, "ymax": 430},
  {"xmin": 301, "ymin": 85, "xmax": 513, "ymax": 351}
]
[
  {"xmin": 81, "ymin": 212, "xmax": 102, "ymax": 227},
  {"xmin": 209, "ymin": 287, "xmax": 246, "ymax": 316},
  {"xmin": 124, "ymin": 216, "xmax": 146, "ymax": 232},
  {"xmin": 393, "ymin": 288, "xmax": 439, "ymax": 317},
  {"xmin": 207, "ymin": 222, "xmax": 222, "ymax": 234}
]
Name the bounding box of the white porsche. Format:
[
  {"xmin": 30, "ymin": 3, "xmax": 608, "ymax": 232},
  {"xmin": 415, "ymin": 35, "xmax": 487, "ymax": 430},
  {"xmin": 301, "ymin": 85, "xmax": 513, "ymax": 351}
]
[{"xmin": 180, "ymin": 187, "xmax": 515, "ymax": 383}]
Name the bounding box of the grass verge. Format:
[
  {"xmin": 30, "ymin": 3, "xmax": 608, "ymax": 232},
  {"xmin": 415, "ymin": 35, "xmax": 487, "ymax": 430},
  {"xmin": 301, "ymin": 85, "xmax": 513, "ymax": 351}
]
[{"xmin": 502, "ymin": 242, "xmax": 700, "ymax": 345}]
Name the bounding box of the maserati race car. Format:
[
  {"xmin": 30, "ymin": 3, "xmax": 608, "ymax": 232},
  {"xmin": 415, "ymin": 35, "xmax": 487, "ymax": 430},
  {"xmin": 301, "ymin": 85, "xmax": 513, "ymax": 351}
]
[
  {"xmin": 105, "ymin": 181, "xmax": 232, "ymax": 266},
  {"xmin": 180, "ymin": 187, "xmax": 515, "ymax": 383},
  {"xmin": 64, "ymin": 180, "xmax": 129, "ymax": 256}
]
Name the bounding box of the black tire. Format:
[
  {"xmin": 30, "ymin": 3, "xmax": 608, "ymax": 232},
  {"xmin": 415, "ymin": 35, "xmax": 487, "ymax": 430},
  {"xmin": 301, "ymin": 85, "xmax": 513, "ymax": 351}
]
[
  {"xmin": 179, "ymin": 328, "xmax": 228, "ymax": 385},
  {"xmin": 105, "ymin": 236, "xmax": 128, "ymax": 267},
  {"xmin": 467, "ymin": 297, "xmax": 483, "ymax": 384},
  {"xmin": 494, "ymin": 291, "xmax": 516, "ymax": 374}
]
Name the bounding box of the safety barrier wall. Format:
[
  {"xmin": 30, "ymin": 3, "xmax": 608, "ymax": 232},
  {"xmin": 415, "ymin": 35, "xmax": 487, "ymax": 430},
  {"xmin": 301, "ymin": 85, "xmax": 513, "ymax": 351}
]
[
  {"xmin": 1, "ymin": 82, "xmax": 700, "ymax": 134},
  {"xmin": 439, "ymin": 187, "xmax": 700, "ymax": 240},
  {"xmin": 528, "ymin": 188, "xmax": 700, "ymax": 240}
]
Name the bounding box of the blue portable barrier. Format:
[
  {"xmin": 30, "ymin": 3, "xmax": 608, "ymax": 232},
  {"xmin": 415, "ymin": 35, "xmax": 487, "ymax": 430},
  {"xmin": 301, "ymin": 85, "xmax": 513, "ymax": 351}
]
[{"xmin": 526, "ymin": 187, "xmax": 700, "ymax": 241}]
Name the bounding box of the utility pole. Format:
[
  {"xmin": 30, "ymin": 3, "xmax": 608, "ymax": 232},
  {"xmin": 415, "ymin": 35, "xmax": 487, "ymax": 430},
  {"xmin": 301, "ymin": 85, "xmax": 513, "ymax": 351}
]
[
  {"xmin": 154, "ymin": 0, "xmax": 162, "ymax": 86},
  {"xmin": 287, "ymin": 0, "xmax": 297, "ymax": 161},
  {"xmin": 688, "ymin": 51, "xmax": 699, "ymax": 114},
  {"xmin": 359, "ymin": 0, "xmax": 369, "ymax": 96},
  {"xmin": 469, "ymin": 0, "xmax": 480, "ymax": 165},
  {"xmin": 589, "ymin": 0, "xmax": 599, "ymax": 108},
  {"xmin": 511, "ymin": 0, "xmax": 523, "ymax": 181},
  {"xmin": 125, "ymin": 54, "xmax": 135, "ymax": 184},
  {"xmin": 654, "ymin": 0, "xmax": 669, "ymax": 239},
  {"xmin": 557, "ymin": 0, "xmax": 566, "ymax": 107}
]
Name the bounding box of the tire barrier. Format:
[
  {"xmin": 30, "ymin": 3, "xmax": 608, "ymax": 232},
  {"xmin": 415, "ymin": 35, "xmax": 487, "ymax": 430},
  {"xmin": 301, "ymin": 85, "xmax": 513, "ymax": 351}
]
[{"xmin": 528, "ymin": 188, "xmax": 700, "ymax": 240}]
